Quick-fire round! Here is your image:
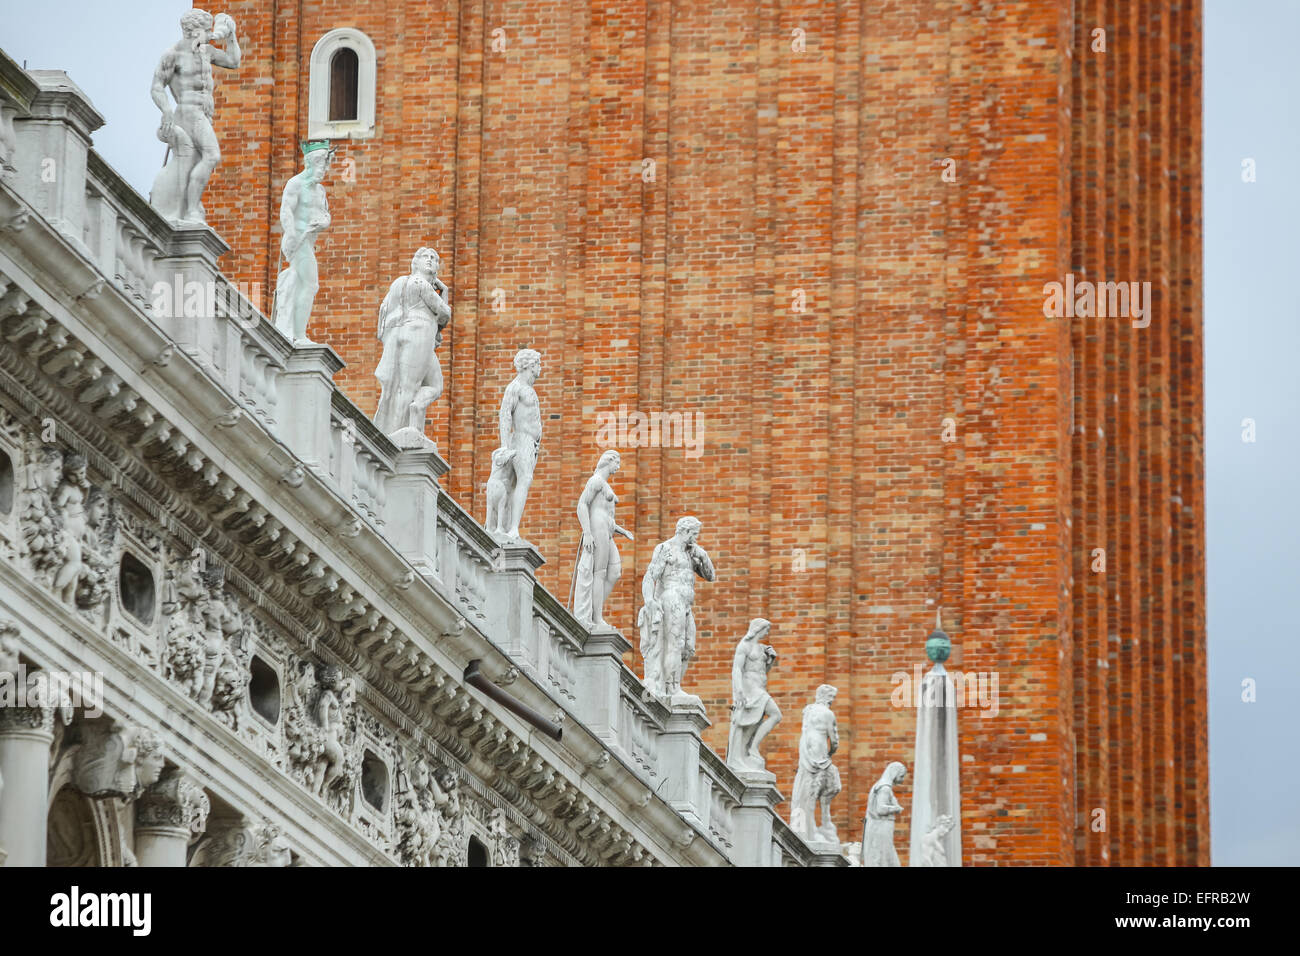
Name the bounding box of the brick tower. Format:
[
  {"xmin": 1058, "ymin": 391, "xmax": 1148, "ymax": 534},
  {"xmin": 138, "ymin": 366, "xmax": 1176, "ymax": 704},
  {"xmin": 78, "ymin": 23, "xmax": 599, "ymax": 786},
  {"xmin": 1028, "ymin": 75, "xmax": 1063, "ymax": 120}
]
[{"xmin": 203, "ymin": 0, "xmax": 1208, "ymax": 865}]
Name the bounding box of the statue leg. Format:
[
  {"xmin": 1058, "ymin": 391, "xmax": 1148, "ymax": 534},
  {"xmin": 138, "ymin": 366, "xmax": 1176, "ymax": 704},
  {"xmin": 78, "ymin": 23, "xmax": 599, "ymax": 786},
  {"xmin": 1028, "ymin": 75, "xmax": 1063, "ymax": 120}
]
[
  {"xmin": 294, "ymin": 248, "xmax": 319, "ymax": 341},
  {"xmin": 750, "ymin": 700, "xmax": 781, "ymax": 758},
  {"xmin": 590, "ymin": 533, "xmax": 613, "ymax": 625},
  {"xmin": 180, "ymin": 110, "xmax": 220, "ymax": 223},
  {"xmin": 662, "ymin": 601, "xmax": 686, "ymax": 693},
  {"xmin": 406, "ymin": 353, "xmax": 444, "ymax": 431},
  {"xmin": 505, "ymin": 446, "xmax": 535, "ymax": 538}
]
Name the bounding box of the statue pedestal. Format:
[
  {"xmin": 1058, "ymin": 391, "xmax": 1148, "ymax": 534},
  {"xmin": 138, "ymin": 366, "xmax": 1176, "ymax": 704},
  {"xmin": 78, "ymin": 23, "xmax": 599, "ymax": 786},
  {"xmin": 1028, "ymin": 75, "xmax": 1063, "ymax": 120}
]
[
  {"xmin": 733, "ymin": 776, "xmax": 783, "ymax": 867},
  {"xmin": 807, "ymin": 842, "xmax": 850, "ymax": 866},
  {"xmin": 489, "ymin": 540, "xmax": 546, "ymax": 676},
  {"xmin": 657, "ymin": 697, "xmax": 710, "ymax": 827},
  {"xmin": 278, "ymin": 344, "xmax": 345, "ymax": 477},
  {"xmin": 575, "ymin": 626, "xmax": 632, "ymax": 749},
  {"xmin": 388, "ymin": 448, "xmax": 451, "ymax": 582}
]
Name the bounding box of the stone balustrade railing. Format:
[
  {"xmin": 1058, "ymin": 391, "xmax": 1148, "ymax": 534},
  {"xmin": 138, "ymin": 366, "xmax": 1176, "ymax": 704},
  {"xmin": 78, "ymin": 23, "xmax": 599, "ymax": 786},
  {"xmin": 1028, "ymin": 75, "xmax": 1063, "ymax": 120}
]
[{"xmin": 2, "ymin": 66, "xmax": 842, "ymax": 867}]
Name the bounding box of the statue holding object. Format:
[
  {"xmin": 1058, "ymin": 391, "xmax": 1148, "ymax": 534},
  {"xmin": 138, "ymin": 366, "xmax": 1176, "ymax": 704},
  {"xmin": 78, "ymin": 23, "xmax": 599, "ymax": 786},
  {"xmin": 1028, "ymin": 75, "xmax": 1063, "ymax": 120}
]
[{"xmin": 149, "ymin": 10, "xmax": 241, "ymax": 225}]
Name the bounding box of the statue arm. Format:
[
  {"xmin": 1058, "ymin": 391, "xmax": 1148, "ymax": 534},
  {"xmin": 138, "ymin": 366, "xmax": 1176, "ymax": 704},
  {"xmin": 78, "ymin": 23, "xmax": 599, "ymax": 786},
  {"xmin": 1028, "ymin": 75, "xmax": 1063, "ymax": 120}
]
[
  {"xmin": 690, "ymin": 544, "xmax": 716, "ymax": 582},
  {"xmin": 279, "ymin": 181, "xmax": 301, "ymax": 255},
  {"xmin": 498, "ymin": 382, "xmax": 517, "ymax": 447},
  {"xmin": 377, "ymin": 278, "xmax": 402, "ymax": 340},
  {"xmin": 641, "ymin": 544, "xmax": 665, "ymax": 607},
  {"xmin": 150, "ymin": 53, "xmax": 175, "ymax": 121},
  {"xmin": 828, "ymin": 713, "xmax": 839, "ymax": 755},
  {"xmin": 209, "ymin": 15, "xmax": 242, "ymax": 68},
  {"xmin": 731, "ymin": 647, "xmax": 746, "ymax": 705},
  {"xmin": 576, "ymin": 477, "xmax": 597, "ymax": 540}
]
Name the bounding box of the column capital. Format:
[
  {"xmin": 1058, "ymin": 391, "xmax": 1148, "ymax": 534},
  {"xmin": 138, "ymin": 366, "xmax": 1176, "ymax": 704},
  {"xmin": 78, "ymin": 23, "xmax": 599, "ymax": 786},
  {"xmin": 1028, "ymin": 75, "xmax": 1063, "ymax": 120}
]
[{"xmin": 135, "ymin": 769, "xmax": 210, "ymax": 836}]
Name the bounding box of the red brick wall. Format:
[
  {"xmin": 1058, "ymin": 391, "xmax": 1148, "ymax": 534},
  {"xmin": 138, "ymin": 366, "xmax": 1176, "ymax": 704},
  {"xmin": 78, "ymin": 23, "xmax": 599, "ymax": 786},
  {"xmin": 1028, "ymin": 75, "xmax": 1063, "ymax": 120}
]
[{"xmin": 204, "ymin": 0, "xmax": 1207, "ymax": 865}]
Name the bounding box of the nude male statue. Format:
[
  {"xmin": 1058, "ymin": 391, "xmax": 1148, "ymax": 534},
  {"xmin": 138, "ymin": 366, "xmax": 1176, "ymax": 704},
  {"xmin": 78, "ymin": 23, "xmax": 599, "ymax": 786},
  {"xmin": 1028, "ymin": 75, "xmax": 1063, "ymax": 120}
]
[
  {"xmin": 272, "ymin": 141, "xmax": 332, "ymax": 344},
  {"xmin": 637, "ymin": 516, "xmax": 716, "ymax": 701},
  {"xmin": 488, "ymin": 349, "xmax": 543, "ymax": 540},
  {"xmin": 373, "ymin": 247, "xmax": 452, "ymax": 447},
  {"xmin": 726, "ymin": 618, "xmax": 781, "ymax": 775},
  {"xmin": 150, "ymin": 10, "xmax": 241, "ymax": 225}
]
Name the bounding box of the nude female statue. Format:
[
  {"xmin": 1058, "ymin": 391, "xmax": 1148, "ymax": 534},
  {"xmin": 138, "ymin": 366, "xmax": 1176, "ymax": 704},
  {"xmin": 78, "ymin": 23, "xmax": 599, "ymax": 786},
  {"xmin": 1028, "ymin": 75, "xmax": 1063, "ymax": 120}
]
[
  {"xmin": 570, "ymin": 450, "xmax": 633, "ymax": 630},
  {"xmin": 50, "ymin": 453, "xmax": 90, "ymax": 604}
]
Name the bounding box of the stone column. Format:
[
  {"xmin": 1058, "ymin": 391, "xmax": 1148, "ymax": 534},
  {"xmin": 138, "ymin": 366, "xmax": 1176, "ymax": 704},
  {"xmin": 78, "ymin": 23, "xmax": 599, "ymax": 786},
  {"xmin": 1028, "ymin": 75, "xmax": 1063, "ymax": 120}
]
[
  {"xmin": 134, "ymin": 770, "xmax": 210, "ymax": 867},
  {"xmin": 489, "ymin": 541, "xmax": 545, "ymax": 675},
  {"xmin": 732, "ymin": 776, "xmax": 783, "ymax": 867},
  {"xmin": 656, "ymin": 699, "xmax": 710, "ymax": 827},
  {"xmin": 277, "ymin": 344, "xmax": 345, "ymax": 477},
  {"xmin": 0, "ymin": 705, "xmax": 53, "ymax": 867}
]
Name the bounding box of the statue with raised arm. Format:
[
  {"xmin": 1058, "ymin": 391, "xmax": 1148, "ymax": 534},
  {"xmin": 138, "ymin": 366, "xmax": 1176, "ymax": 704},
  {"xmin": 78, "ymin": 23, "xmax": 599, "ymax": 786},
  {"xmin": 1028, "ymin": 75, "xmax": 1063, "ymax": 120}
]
[
  {"xmin": 790, "ymin": 683, "xmax": 841, "ymax": 845},
  {"xmin": 726, "ymin": 618, "xmax": 781, "ymax": 776},
  {"xmin": 636, "ymin": 516, "xmax": 715, "ymax": 701},
  {"xmin": 149, "ymin": 10, "xmax": 241, "ymax": 225},
  {"xmin": 373, "ymin": 247, "xmax": 452, "ymax": 449},
  {"xmin": 272, "ymin": 141, "xmax": 332, "ymax": 345},
  {"xmin": 570, "ymin": 450, "xmax": 633, "ymax": 631},
  {"xmin": 486, "ymin": 349, "xmax": 542, "ymax": 541},
  {"xmin": 861, "ymin": 761, "xmax": 907, "ymax": 866}
]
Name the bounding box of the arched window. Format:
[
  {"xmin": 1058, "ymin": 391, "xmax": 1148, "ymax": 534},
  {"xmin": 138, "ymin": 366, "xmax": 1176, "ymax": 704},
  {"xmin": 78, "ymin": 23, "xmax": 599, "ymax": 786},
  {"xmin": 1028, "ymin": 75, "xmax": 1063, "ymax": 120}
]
[
  {"xmin": 329, "ymin": 48, "xmax": 359, "ymax": 121},
  {"xmin": 308, "ymin": 29, "xmax": 377, "ymax": 139}
]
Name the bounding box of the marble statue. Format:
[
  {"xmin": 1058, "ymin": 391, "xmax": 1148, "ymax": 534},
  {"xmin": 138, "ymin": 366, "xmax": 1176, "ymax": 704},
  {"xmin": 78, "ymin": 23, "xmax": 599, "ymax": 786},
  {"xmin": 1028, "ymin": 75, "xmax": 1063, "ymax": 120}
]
[
  {"xmin": 790, "ymin": 684, "xmax": 841, "ymax": 845},
  {"xmin": 486, "ymin": 349, "xmax": 543, "ymax": 540},
  {"xmin": 22, "ymin": 445, "xmax": 65, "ymax": 580},
  {"xmin": 636, "ymin": 516, "xmax": 715, "ymax": 701},
  {"xmin": 50, "ymin": 452, "xmax": 90, "ymax": 604},
  {"xmin": 149, "ymin": 10, "xmax": 241, "ymax": 225},
  {"xmin": 272, "ymin": 141, "xmax": 333, "ymax": 345},
  {"xmin": 312, "ymin": 666, "xmax": 354, "ymax": 797},
  {"xmin": 916, "ymin": 814, "xmax": 955, "ymax": 867},
  {"xmin": 74, "ymin": 486, "xmax": 114, "ymax": 610},
  {"xmin": 373, "ymin": 247, "xmax": 452, "ymax": 449},
  {"xmin": 570, "ymin": 449, "xmax": 633, "ymax": 631},
  {"xmin": 725, "ymin": 618, "xmax": 780, "ymax": 777},
  {"xmin": 861, "ymin": 761, "xmax": 907, "ymax": 867}
]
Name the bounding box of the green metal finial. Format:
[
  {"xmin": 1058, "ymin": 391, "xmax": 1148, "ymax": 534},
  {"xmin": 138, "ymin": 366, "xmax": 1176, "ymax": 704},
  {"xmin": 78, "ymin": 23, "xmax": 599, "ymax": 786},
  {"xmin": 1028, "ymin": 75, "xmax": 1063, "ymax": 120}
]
[{"xmin": 926, "ymin": 606, "xmax": 951, "ymax": 663}]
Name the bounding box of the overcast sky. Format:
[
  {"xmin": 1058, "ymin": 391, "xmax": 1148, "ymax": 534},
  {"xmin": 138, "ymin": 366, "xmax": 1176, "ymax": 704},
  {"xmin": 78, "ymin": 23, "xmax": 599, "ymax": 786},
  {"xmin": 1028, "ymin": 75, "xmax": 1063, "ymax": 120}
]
[{"xmin": 0, "ymin": 0, "xmax": 1294, "ymax": 865}]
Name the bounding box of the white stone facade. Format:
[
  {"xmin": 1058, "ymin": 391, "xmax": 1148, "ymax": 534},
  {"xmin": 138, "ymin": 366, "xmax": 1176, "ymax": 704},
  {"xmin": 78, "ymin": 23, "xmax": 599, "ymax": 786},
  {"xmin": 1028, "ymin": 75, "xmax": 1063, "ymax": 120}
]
[{"xmin": 0, "ymin": 51, "xmax": 833, "ymax": 868}]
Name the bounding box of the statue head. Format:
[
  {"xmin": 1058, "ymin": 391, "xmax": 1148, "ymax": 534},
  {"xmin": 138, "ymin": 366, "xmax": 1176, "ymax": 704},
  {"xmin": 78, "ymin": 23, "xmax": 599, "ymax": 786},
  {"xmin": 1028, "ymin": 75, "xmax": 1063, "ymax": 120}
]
[
  {"xmin": 319, "ymin": 665, "xmax": 343, "ymax": 692},
  {"xmin": 931, "ymin": 813, "xmax": 954, "ymax": 836},
  {"xmin": 513, "ymin": 348, "xmax": 542, "ymax": 382},
  {"xmin": 86, "ymin": 485, "xmax": 109, "ymax": 527},
  {"xmin": 814, "ymin": 683, "xmax": 837, "ymax": 706},
  {"xmin": 885, "ymin": 760, "xmax": 906, "ymax": 786},
  {"xmin": 674, "ymin": 515, "xmax": 702, "ymax": 544},
  {"xmin": 411, "ymin": 247, "xmax": 441, "ymax": 279},
  {"xmin": 38, "ymin": 445, "xmax": 63, "ymax": 488},
  {"xmin": 742, "ymin": 618, "xmax": 771, "ymax": 643},
  {"xmin": 180, "ymin": 9, "xmax": 214, "ymax": 42},
  {"xmin": 62, "ymin": 451, "xmax": 87, "ymax": 484},
  {"xmin": 132, "ymin": 727, "xmax": 166, "ymax": 789},
  {"xmin": 596, "ymin": 449, "xmax": 621, "ymax": 474},
  {"xmin": 301, "ymin": 141, "xmax": 332, "ymax": 181}
]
